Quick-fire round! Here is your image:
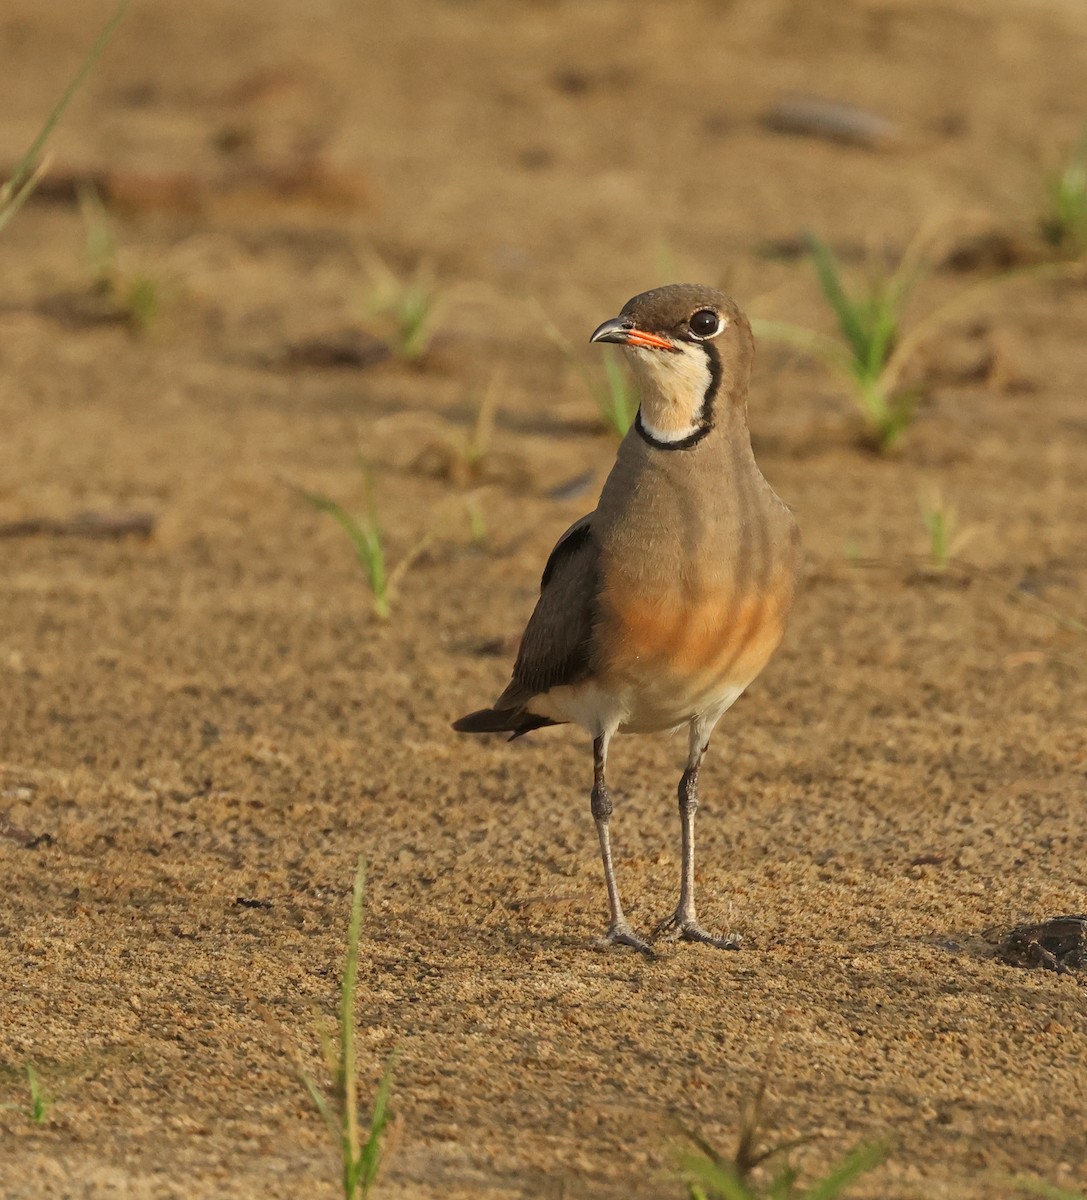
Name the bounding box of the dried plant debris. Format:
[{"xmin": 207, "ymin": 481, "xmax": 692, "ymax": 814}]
[
  {"xmin": 547, "ymin": 470, "xmax": 596, "ymax": 502},
  {"xmin": 998, "ymin": 915, "xmax": 1087, "ymax": 975},
  {"xmin": 937, "ymin": 228, "xmax": 1048, "ymax": 272},
  {"xmin": 761, "ymin": 94, "xmax": 901, "ymax": 150},
  {"xmin": 18, "ymin": 156, "xmax": 369, "ymax": 217},
  {"xmin": 279, "ymin": 328, "xmax": 390, "ymax": 370},
  {"xmin": 0, "ymin": 510, "xmax": 155, "ymax": 539},
  {"xmin": 0, "ymin": 815, "xmax": 40, "ymax": 847}
]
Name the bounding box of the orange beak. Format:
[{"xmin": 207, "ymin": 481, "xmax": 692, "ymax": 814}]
[
  {"xmin": 589, "ymin": 317, "xmax": 676, "ymax": 351},
  {"xmin": 623, "ymin": 329, "xmax": 676, "ymax": 350}
]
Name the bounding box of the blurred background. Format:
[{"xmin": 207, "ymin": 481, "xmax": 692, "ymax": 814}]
[
  {"xmin": 2, "ymin": 2, "xmax": 1087, "ymax": 1198},
  {"xmin": 1, "ymin": 0, "xmax": 1085, "ymax": 556}
]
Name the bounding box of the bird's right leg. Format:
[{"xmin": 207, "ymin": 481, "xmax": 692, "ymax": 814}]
[
  {"xmin": 591, "ymin": 732, "xmax": 652, "ymax": 956},
  {"xmin": 652, "ymin": 721, "xmax": 740, "ymax": 950}
]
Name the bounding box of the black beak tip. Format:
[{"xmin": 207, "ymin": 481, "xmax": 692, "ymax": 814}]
[{"xmin": 589, "ymin": 316, "xmax": 632, "ymax": 346}]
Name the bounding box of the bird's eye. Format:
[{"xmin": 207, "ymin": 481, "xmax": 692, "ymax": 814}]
[{"xmin": 688, "ymin": 309, "xmax": 720, "ymax": 338}]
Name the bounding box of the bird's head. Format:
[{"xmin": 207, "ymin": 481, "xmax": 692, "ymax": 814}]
[{"xmin": 589, "ymin": 284, "xmax": 753, "ymax": 449}]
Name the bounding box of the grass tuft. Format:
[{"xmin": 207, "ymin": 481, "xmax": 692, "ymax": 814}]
[
  {"xmin": 0, "ymin": 1, "xmax": 131, "ymax": 235},
  {"xmin": 295, "ymin": 460, "xmax": 432, "ymax": 620},
  {"xmin": 753, "ymin": 226, "xmax": 1083, "ymax": 452},
  {"xmin": 918, "ymin": 487, "xmax": 959, "ymax": 572},
  {"xmin": 676, "ymin": 1050, "xmax": 886, "ymax": 1200},
  {"xmin": 680, "ymin": 1127, "xmax": 884, "ymax": 1200},
  {"xmin": 302, "ymin": 860, "xmax": 397, "ymax": 1199},
  {"xmin": 464, "ymin": 492, "xmax": 487, "ymax": 547},
  {"xmin": 123, "ymin": 274, "xmax": 162, "ymax": 332},
  {"xmin": 296, "ymin": 465, "xmax": 390, "ymax": 620},
  {"xmin": 459, "ymin": 373, "xmax": 500, "ymax": 482},
  {"xmin": 413, "ymin": 371, "xmax": 502, "ymax": 488},
  {"xmin": 25, "ymin": 1065, "xmax": 53, "ymax": 1124},
  {"xmin": 1, "ymin": 1064, "xmax": 55, "ymax": 1125},
  {"xmin": 362, "ymin": 255, "xmax": 443, "ymax": 362},
  {"xmin": 78, "ymin": 182, "xmax": 162, "ymax": 333},
  {"xmin": 1040, "ymin": 129, "xmax": 1087, "ymax": 257},
  {"xmin": 753, "ymin": 231, "xmax": 926, "ymax": 452}
]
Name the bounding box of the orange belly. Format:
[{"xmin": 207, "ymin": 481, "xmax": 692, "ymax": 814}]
[{"xmin": 597, "ymin": 577, "xmax": 790, "ymax": 721}]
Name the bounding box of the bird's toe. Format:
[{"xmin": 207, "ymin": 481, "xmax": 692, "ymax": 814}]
[
  {"xmin": 652, "ymin": 913, "xmax": 741, "ymax": 951},
  {"xmin": 596, "ymin": 921, "xmax": 655, "ymax": 958}
]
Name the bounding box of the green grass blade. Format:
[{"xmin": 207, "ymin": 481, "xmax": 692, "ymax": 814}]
[
  {"xmin": 860, "ymin": 293, "xmax": 897, "ymax": 379},
  {"xmin": 0, "ymin": 160, "xmax": 49, "ymax": 236},
  {"xmin": 752, "ymin": 1135, "xmax": 821, "ymax": 1171},
  {"xmin": 301, "ymin": 1068, "xmax": 337, "ymax": 1136},
  {"xmin": 359, "ymin": 465, "xmax": 388, "ymax": 615},
  {"xmin": 805, "ymin": 233, "xmax": 869, "ymax": 366},
  {"xmin": 358, "ymin": 1057, "xmax": 397, "ymax": 1195},
  {"xmin": 0, "ymin": 0, "xmax": 131, "ymax": 210},
  {"xmin": 290, "ymin": 858, "xmax": 398, "ymax": 1199},
  {"xmin": 797, "ymin": 1142, "xmax": 886, "ymax": 1200},
  {"xmin": 884, "ymin": 250, "xmax": 924, "ymax": 317},
  {"xmin": 124, "ymin": 275, "xmax": 161, "ymax": 332},
  {"xmin": 77, "ymin": 181, "xmax": 116, "ymax": 285},
  {"xmin": 23, "ymin": 1065, "xmax": 53, "ymax": 1124},
  {"xmin": 529, "ymin": 297, "xmax": 638, "ymax": 435},
  {"xmin": 339, "ymin": 859, "xmax": 365, "ymax": 1197},
  {"xmin": 299, "ymin": 488, "xmax": 371, "ymax": 558},
  {"xmin": 881, "ymin": 220, "xmax": 940, "ymax": 328},
  {"xmin": 677, "ymin": 1152, "xmax": 755, "ymax": 1200},
  {"xmin": 674, "ymin": 1123, "xmax": 729, "ymax": 1170},
  {"xmin": 339, "ymin": 862, "xmax": 396, "ymax": 1199},
  {"xmin": 361, "ymin": 255, "xmax": 441, "ymax": 361},
  {"xmin": 601, "ymin": 347, "xmax": 638, "ymax": 435},
  {"xmin": 1041, "ymin": 128, "xmax": 1087, "ymax": 251},
  {"xmin": 881, "ymin": 397, "xmax": 915, "ymax": 451},
  {"xmin": 296, "ymin": 485, "xmax": 389, "ymax": 620},
  {"xmin": 768, "ymin": 1164, "xmax": 801, "ymax": 1200}
]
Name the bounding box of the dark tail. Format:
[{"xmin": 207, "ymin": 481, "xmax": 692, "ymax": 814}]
[{"xmin": 452, "ymin": 707, "xmax": 560, "ymax": 740}]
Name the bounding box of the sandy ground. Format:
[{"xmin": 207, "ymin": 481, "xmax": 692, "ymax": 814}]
[{"xmin": 2, "ymin": 1, "xmax": 1087, "ymax": 1196}]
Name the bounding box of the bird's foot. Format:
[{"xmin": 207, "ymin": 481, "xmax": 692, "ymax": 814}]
[
  {"xmin": 596, "ymin": 920, "xmax": 655, "ymax": 958},
  {"xmin": 652, "ymin": 912, "xmax": 741, "ymax": 950}
]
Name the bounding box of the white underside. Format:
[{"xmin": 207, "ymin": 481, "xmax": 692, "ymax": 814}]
[{"xmin": 529, "ymin": 679, "xmax": 747, "ymax": 739}]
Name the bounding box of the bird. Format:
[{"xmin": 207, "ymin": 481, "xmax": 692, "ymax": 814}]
[{"xmin": 454, "ymin": 284, "xmax": 800, "ymax": 955}]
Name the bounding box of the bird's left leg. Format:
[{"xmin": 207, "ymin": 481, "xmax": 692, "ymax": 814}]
[
  {"xmin": 591, "ymin": 731, "xmax": 653, "ymax": 956},
  {"xmin": 653, "ymin": 721, "xmax": 739, "ymax": 949}
]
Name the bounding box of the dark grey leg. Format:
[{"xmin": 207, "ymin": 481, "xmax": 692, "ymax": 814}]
[
  {"xmin": 591, "ymin": 733, "xmax": 652, "ymax": 956},
  {"xmin": 653, "ymin": 727, "xmax": 739, "ymax": 950}
]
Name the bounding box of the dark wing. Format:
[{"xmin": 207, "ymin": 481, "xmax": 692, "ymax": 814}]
[
  {"xmin": 455, "ymin": 511, "xmax": 597, "ymax": 724},
  {"xmin": 506, "ymin": 513, "xmax": 598, "ymax": 698},
  {"xmin": 538, "ymin": 513, "xmax": 594, "ymax": 592},
  {"xmin": 453, "ymin": 514, "xmax": 600, "ymax": 736}
]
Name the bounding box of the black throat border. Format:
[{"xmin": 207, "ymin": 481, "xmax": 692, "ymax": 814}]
[{"xmin": 634, "ymin": 341, "xmax": 722, "ymax": 452}]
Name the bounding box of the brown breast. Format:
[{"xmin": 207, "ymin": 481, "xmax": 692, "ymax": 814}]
[{"xmin": 588, "ymin": 396, "xmax": 801, "ymax": 723}]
